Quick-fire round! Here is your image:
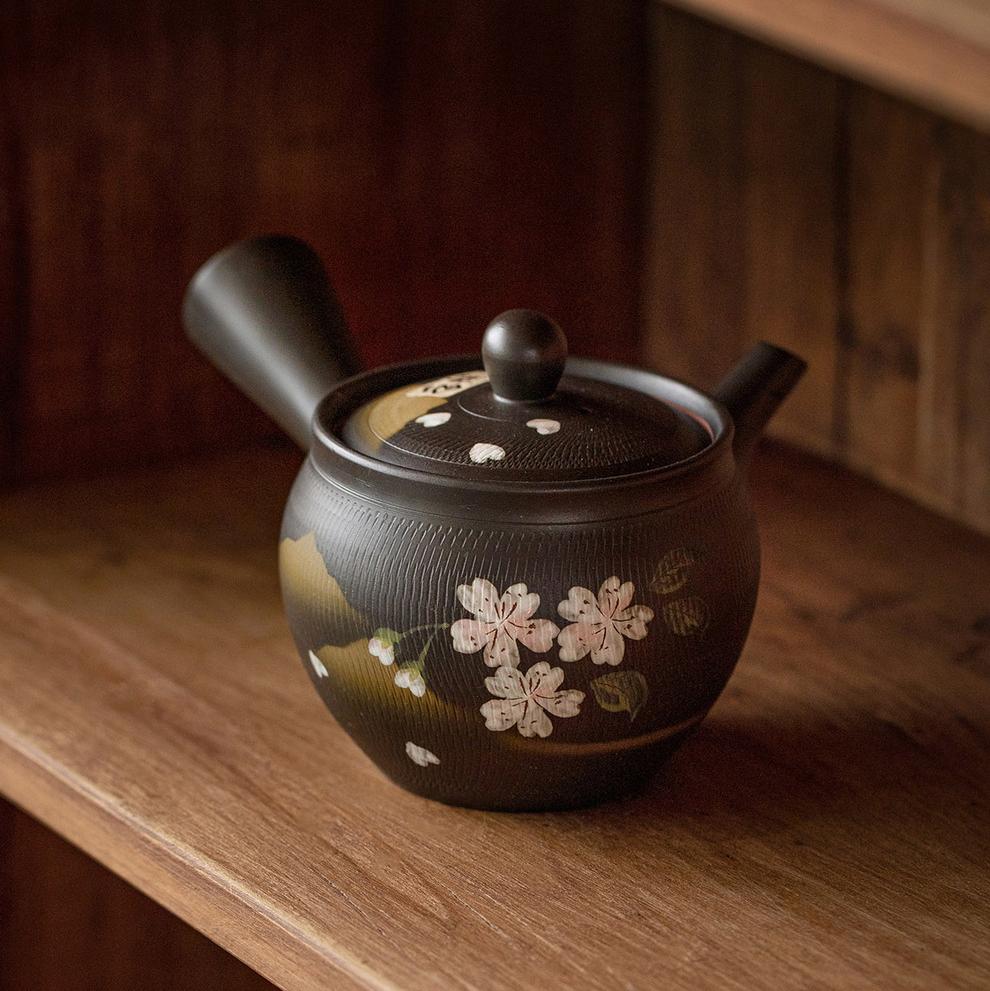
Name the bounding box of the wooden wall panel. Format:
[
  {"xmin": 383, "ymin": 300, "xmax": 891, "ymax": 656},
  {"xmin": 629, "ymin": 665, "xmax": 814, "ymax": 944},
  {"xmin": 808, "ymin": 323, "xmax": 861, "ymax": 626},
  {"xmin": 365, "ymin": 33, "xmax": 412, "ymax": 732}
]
[
  {"xmin": 0, "ymin": 800, "xmax": 273, "ymax": 990},
  {"xmin": 643, "ymin": 10, "xmax": 747, "ymax": 387},
  {"xmin": 0, "ymin": 0, "xmax": 646, "ymax": 483},
  {"xmin": 1, "ymin": 1, "xmax": 988, "ymax": 532},
  {"xmin": 839, "ymin": 90, "xmax": 937, "ymax": 488},
  {"xmin": 645, "ymin": 9, "xmax": 840, "ymax": 453},
  {"xmin": 921, "ymin": 125, "xmax": 990, "ymax": 530},
  {"xmin": 740, "ymin": 46, "xmax": 839, "ymax": 454},
  {"xmin": 644, "ymin": 6, "xmax": 990, "ymax": 535}
]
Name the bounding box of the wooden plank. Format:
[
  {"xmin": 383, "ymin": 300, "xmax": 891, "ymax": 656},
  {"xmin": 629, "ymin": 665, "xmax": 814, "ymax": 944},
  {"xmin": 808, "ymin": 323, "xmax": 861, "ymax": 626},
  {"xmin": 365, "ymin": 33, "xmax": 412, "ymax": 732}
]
[
  {"xmin": 0, "ymin": 800, "xmax": 274, "ymax": 991},
  {"xmin": 741, "ymin": 45, "xmax": 839, "ymax": 454},
  {"xmin": 0, "ymin": 446, "xmax": 987, "ymax": 990},
  {"xmin": 642, "ymin": 6, "xmax": 748, "ymax": 387},
  {"xmin": 641, "ymin": 14, "xmax": 990, "ymax": 535},
  {"xmin": 0, "ymin": 0, "xmax": 646, "ymax": 484},
  {"xmin": 917, "ymin": 123, "xmax": 990, "ymax": 533},
  {"xmin": 837, "ymin": 88, "xmax": 937, "ymax": 483},
  {"xmin": 660, "ymin": 0, "xmax": 990, "ymax": 131}
]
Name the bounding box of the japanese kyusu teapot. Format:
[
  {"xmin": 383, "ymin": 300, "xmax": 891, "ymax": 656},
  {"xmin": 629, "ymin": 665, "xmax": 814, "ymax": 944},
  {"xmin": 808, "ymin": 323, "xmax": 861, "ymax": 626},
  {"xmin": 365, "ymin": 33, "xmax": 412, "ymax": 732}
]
[{"xmin": 184, "ymin": 236, "xmax": 805, "ymax": 811}]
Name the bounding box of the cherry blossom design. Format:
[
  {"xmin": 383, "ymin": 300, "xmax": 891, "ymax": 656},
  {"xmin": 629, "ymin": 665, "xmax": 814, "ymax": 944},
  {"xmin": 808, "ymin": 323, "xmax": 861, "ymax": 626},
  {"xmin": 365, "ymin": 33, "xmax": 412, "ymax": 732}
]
[
  {"xmin": 368, "ymin": 635, "xmax": 396, "ymax": 667},
  {"xmin": 557, "ymin": 576, "xmax": 654, "ymax": 666},
  {"xmin": 394, "ymin": 666, "xmax": 427, "ymax": 697},
  {"xmin": 405, "ymin": 742, "xmax": 440, "ymax": 766},
  {"xmin": 469, "ymin": 442, "xmax": 506, "ymax": 464},
  {"xmin": 480, "ymin": 662, "xmax": 584, "ymax": 738},
  {"xmin": 451, "ymin": 579, "xmax": 559, "ymax": 668}
]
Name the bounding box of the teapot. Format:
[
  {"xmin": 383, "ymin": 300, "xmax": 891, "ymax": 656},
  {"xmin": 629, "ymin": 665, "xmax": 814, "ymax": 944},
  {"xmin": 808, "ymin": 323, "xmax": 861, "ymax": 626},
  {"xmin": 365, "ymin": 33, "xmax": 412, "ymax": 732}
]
[{"xmin": 184, "ymin": 236, "xmax": 806, "ymax": 811}]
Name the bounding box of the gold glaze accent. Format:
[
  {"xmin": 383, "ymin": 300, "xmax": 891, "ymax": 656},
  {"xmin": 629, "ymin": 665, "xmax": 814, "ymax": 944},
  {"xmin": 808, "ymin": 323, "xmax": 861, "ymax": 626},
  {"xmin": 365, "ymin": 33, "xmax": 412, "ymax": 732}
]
[
  {"xmin": 505, "ymin": 710, "xmax": 706, "ymax": 757},
  {"xmin": 279, "ymin": 532, "xmax": 364, "ymax": 627}
]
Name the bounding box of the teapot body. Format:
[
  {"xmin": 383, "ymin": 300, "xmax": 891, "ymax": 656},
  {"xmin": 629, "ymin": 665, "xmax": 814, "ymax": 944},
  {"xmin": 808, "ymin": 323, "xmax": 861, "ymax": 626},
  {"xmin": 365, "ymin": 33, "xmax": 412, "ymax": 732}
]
[
  {"xmin": 183, "ymin": 237, "xmax": 806, "ymax": 812},
  {"xmin": 280, "ymin": 452, "xmax": 759, "ymax": 811}
]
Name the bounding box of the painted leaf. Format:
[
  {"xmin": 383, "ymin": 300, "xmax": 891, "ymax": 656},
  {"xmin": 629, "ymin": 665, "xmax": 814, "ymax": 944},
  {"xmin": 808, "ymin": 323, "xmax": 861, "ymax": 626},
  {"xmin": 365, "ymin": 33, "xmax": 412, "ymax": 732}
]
[
  {"xmin": 590, "ymin": 670, "xmax": 649, "ymax": 722},
  {"xmin": 651, "ymin": 547, "xmax": 699, "ymax": 594},
  {"xmin": 663, "ymin": 597, "xmax": 710, "ymax": 636}
]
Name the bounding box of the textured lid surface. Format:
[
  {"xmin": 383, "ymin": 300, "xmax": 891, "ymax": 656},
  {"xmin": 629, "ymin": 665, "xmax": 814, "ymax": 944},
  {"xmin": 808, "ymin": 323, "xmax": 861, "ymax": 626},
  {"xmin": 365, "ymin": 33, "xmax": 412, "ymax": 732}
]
[{"xmin": 338, "ymin": 311, "xmax": 713, "ymax": 483}]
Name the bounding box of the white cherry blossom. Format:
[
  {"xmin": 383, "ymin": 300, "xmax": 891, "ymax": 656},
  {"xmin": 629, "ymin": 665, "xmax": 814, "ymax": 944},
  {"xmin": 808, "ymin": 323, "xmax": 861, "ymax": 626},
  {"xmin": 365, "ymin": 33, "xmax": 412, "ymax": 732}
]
[
  {"xmin": 451, "ymin": 578, "xmax": 559, "ymax": 668},
  {"xmin": 480, "ymin": 662, "xmax": 584, "ymax": 738},
  {"xmin": 558, "ymin": 576, "xmax": 653, "ymax": 666},
  {"xmin": 368, "ymin": 636, "xmax": 395, "ymax": 666},
  {"xmin": 394, "ymin": 666, "xmax": 426, "ymax": 697},
  {"xmin": 405, "ymin": 742, "xmax": 440, "ymax": 766}
]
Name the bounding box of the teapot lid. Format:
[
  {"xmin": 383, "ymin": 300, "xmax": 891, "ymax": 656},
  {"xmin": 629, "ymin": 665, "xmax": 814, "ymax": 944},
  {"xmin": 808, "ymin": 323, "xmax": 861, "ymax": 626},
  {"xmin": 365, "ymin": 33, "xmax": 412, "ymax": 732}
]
[{"xmin": 334, "ymin": 310, "xmax": 714, "ymax": 483}]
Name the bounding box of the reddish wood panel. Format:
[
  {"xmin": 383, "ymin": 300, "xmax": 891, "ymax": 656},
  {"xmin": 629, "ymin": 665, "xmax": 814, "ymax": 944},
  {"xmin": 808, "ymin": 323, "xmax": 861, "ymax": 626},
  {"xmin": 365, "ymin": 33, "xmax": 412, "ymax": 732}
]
[{"xmin": 0, "ymin": 0, "xmax": 646, "ymax": 482}]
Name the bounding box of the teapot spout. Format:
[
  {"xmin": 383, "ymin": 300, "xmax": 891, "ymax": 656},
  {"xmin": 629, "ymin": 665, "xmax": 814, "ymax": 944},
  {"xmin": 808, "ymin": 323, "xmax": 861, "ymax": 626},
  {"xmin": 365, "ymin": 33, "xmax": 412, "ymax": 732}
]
[{"xmin": 713, "ymin": 342, "xmax": 807, "ymax": 463}]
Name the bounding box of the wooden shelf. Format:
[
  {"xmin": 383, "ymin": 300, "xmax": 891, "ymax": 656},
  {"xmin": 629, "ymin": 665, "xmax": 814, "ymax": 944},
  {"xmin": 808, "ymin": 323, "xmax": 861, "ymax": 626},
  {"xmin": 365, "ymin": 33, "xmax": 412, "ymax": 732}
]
[
  {"xmin": 0, "ymin": 446, "xmax": 988, "ymax": 990},
  {"xmin": 663, "ymin": 0, "xmax": 990, "ymax": 129}
]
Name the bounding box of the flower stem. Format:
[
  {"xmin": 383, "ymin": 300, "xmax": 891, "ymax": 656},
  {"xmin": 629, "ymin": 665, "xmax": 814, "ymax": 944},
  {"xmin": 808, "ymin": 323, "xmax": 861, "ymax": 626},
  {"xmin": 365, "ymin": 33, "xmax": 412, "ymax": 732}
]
[{"xmin": 404, "ymin": 622, "xmax": 450, "ymax": 636}]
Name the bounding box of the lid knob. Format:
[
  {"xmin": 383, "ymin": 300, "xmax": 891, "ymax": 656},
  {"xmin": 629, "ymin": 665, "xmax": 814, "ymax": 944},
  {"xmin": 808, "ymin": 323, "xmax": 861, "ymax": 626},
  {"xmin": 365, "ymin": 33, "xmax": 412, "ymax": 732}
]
[{"xmin": 482, "ymin": 309, "xmax": 567, "ymax": 403}]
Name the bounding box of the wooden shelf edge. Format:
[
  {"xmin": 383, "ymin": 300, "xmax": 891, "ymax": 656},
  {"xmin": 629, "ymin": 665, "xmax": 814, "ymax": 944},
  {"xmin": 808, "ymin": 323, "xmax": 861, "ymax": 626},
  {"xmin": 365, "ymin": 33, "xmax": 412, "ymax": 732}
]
[
  {"xmin": 660, "ymin": 0, "xmax": 990, "ymax": 130},
  {"xmin": 0, "ymin": 644, "xmax": 368, "ymax": 991}
]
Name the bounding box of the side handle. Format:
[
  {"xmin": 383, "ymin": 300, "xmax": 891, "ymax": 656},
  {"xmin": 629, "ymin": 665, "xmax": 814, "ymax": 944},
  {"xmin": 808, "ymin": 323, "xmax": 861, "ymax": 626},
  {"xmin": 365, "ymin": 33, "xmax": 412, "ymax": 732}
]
[{"xmin": 182, "ymin": 236, "xmax": 360, "ymax": 449}]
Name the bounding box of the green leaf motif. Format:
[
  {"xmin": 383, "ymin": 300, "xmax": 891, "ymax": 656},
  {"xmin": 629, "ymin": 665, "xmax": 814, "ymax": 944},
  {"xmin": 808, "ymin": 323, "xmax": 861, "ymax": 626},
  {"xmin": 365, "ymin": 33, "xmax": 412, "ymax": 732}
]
[
  {"xmin": 651, "ymin": 547, "xmax": 699, "ymax": 595},
  {"xmin": 663, "ymin": 597, "xmax": 710, "ymax": 636},
  {"xmin": 589, "ymin": 670, "xmax": 649, "ymax": 722}
]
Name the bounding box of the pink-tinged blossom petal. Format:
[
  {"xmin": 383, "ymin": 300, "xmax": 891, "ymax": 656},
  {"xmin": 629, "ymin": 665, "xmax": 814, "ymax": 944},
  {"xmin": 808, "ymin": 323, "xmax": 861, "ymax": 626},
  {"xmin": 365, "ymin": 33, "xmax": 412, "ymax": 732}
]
[
  {"xmin": 484, "ymin": 665, "xmax": 527, "ymax": 700},
  {"xmin": 451, "ymin": 619, "xmax": 489, "ymax": 655},
  {"xmin": 590, "ymin": 623, "xmax": 626, "ymax": 665},
  {"xmin": 597, "ymin": 576, "xmax": 623, "ymax": 617},
  {"xmin": 525, "ymin": 661, "xmax": 559, "ymax": 694},
  {"xmin": 557, "ymin": 587, "xmax": 597, "ymax": 623},
  {"xmin": 512, "ymin": 617, "xmax": 559, "ymax": 655},
  {"xmin": 484, "ymin": 628, "xmax": 520, "ymax": 668},
  {"xmin": 517, "ymin": 702, "xmax": 553, "ymax": 738},
  {"xmin": 480, "ymin": 698, "xmax": 524, "ymax": 731},
  {"xmin": 613, "ymin": 604, "xmax": 654, "ymax": 641},
  {"xmin": 456, "ymin": 578, "xmax": 501, "ymax": 622},
  {"xmin": 502, "ymin": 583, "xmax": 540, "ymax": 621},
  {"xmin": 538, "ymin": 688, "xmax": 585, "ymax": 718},
  {"xmin": 557, "ymin": 622, "xmax": 597, "ymax": 662}
]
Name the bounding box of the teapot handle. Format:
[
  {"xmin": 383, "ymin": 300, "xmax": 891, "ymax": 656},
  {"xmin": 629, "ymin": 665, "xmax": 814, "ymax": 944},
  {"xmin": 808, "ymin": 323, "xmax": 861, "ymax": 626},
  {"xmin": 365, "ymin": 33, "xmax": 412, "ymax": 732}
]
[{"xmin": 182, "ymin": 236, "xmax": 360, "ymax": 449}]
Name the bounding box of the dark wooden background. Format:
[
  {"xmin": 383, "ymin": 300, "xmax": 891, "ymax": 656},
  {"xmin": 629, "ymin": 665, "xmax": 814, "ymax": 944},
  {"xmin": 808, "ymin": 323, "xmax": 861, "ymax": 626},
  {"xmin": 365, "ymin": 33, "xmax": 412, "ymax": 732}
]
[
  {"xmin": 0, "ymin": 0, "xmax": 646, "ymax": 482},
  {"xmin": 1, "ymin": 1, "xmax": 988, "ymax": 531}
]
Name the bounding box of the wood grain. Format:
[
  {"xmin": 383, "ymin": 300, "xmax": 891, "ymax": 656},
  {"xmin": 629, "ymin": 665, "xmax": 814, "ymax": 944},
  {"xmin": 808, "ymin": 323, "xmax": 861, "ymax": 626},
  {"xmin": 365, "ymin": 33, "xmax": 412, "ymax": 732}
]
[
  {"xmin": 0, "ymin": 446, "xmax": 987, "ymax": 990},
  {"xmin": 642, "ymin": 8, "xmax": 747, "ymax": 386},
  {"xmin": 0, "ymin": 0, "xmax": 646, "ymax": 483},
  {"xmin": 660, "ymin": 0, "xmax": 990, "ymax": 130},
  {"xmin": 0, "ymin": 799, "xmax": 274, "ymax": 991},
  {"xmin": 643, "ymin": 7, "xmax": 990, "ymax": 535},
  {"xmin": 839, "ymin": 88, "xmax": 936, "ymax": 479},
  {"xmin": 739, "ymin": 44, "xmax": 839, "ymax": 453}
]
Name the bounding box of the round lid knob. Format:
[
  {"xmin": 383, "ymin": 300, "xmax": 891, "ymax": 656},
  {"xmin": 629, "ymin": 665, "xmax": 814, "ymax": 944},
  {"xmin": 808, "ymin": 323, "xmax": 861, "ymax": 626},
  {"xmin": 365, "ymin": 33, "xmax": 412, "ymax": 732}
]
[{"xmin": 482, "ymin": 309, "xmax": 567, "ymax": 402}]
